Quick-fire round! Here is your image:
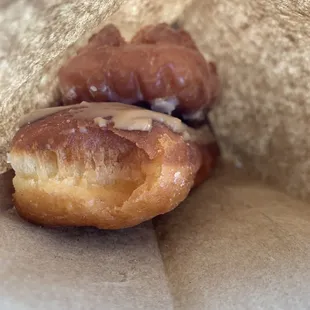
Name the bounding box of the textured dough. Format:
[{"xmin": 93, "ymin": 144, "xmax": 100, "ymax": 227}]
[{"xmin": 9, "ymin": 109, "xmax": 218, "ymax": 229}]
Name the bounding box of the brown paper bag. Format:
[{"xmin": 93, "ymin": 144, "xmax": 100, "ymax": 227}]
[{"xmin": 1, "ymin": 0, "xmax": 310, "ymax": 309}]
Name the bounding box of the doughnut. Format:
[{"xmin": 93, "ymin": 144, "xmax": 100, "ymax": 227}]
[
  {"xmin": 9, "ymin": 102, "xmax": 218, "ymax": 229},
  {"xmin": 58, "ymin": 24, "xmax": 219, "ymax": 120},
  {"xmin": 9, "ymin": 23, "xmax": 220, "ymax": 229}
]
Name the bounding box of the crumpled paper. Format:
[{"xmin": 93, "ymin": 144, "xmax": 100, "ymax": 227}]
[{"xmin": 1, "ymin": 1, "xmax": 310, "ymax": 308}]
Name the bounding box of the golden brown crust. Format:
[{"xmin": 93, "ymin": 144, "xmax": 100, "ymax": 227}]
[
  {"xmin": 10, "ymin": 110, "xmax": 216, "ymax": 229},
  {"xmin": 58, "ymin": 24, "xmax": 219, "ymax": 115},
  {"xmin": 194, "ymin": 141, "xmax": 220, "ymax": 187}
]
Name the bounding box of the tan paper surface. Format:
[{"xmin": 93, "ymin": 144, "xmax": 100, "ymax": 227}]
[
  {"xmin": 155, "ymin": 164, "xmax": 310, "ymax": 309},
  {"xmin": 0, "ymin": 171, "xmax": 173, "ymax": 310},
  {"xmin": 2, "ymin": 165, "xmax": 310, "ymax": 309},
  {"xmin": 1, "ymin": 0, "xmax": 310, "ymax": 309},
  {"xmin": 179, "ymin": 0, "xmax": 310, "ymax": 201}
]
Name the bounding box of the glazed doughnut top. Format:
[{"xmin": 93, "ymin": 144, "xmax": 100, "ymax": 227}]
[
  {"xmin": 19, "ymin": 102, "xmax": 215, "ymax": 145},
  {"xmin": 58, "ymin": 24, "xmax": 220, "ymax": 119}
]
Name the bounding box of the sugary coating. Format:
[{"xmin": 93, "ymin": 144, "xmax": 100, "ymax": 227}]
[{"xmin": 59, "ymin": 24, "xmax": 219, "ymax": 116}]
